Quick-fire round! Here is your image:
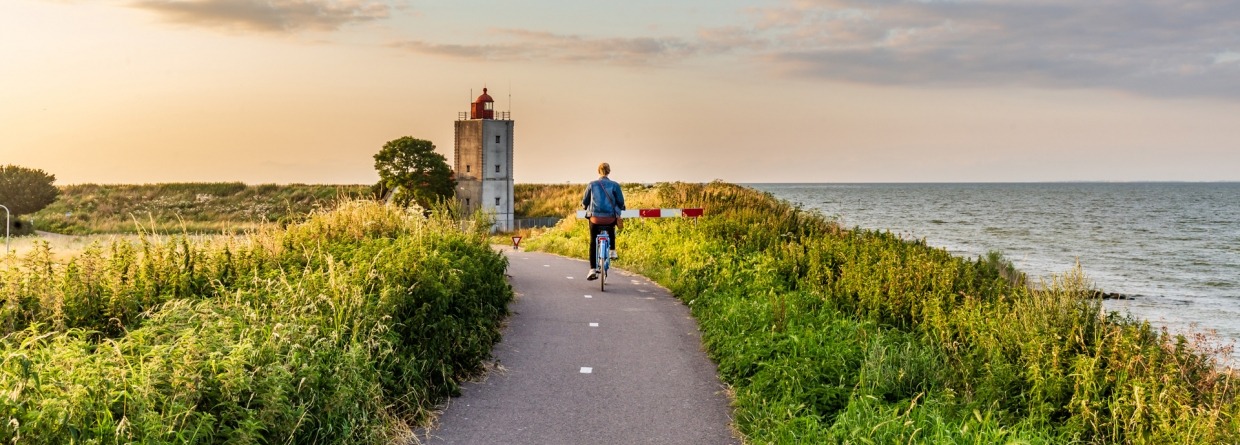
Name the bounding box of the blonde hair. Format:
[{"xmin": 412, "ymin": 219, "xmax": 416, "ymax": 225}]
[{"xmin": 598, "ymin": 162, "xmax": 611, "ymax": 176}]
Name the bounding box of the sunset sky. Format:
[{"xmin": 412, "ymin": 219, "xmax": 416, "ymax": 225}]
[{"xmin": 3, "ymin": 0, "xmax": 1239, "ymax": 184}]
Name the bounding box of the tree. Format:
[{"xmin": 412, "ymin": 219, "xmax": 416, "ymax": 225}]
[
  {"xmin": 0, "ymin": 164, "xmax": 60, "ymax": 216},
  {"xmin": 373, "ymin": 137, "xmax": 455, "ymax": 209}
]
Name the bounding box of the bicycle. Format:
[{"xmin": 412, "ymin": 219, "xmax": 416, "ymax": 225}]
[{"xmin": 595, "ymin": 230, "xmax": 611, "ymax": 291}]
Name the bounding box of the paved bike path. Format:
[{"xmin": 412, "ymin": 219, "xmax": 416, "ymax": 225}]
[{"xmin": 420, "ymin": 248, "xmax": 737, "ymax": 444}]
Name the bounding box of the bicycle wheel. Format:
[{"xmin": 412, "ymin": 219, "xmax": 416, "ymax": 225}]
[{"xmin": 598, "ymin": 238, "xmax": 608, "ymax": 292}]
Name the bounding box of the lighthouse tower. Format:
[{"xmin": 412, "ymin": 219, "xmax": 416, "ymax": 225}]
[{"xmin": 454, "ymin": 88, "xmax": 514, "ymax": 231}]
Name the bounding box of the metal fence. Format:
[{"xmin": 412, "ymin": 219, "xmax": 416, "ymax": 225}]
[{"xmin": 513, "ymin": 217, "xmax": 563, "ymax": 230}]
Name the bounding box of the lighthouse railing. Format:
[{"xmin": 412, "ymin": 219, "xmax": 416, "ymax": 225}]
[{"xmin": 457, "ymin": 111, "xmax": 512, "ymax": 120}]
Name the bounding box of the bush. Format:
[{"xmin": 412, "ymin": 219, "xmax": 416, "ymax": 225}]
[
  {"xmin": 4, "ymin": 218, "xmax": 35, "ymax": 237},
  {"xmin": 0, "ymin": 165, "xmax": 60, "ymax": 216}
]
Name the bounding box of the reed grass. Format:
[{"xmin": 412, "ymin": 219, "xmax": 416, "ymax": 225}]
[
  {"xmin": 1, "ymin": 200, "xmax": 512, "ymax": 444},
  {"xmin": 522, "ymin": 181, "xmax": 1239, "ymax": 444}
]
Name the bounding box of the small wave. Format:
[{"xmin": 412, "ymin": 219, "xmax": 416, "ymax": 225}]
[{"xmin": 983, "ymin": 226, "xmax": 1031, "ymax": 236}]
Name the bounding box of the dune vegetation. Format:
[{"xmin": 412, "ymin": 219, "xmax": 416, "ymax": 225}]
[
  {"xmin": 1, "ymin": 201, "xmax": 511, "ymax": 444},
  {"xmin": 8, "ymin": 180, "xmax": 1236, "ymax": 443},
  {"xmin": 513, "ymin": 183, "xmax": 590, "ymax": 218},
  {"xmin": 30, "ymin": 183, "xmax": 371, "ymax": 235},
  {"xmin": 522, "ymin": 181, "xmax": 1239, "ymax": 444}
]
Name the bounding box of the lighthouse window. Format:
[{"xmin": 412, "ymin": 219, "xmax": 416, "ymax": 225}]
[
  {"xmin": 495, "ymin": 135, "xmax": 501, "ymax": 144},
  {"xmin": 495, "ymin": 164, "xmax": 501, "ymax": 173},
  {"xmin": 484, "ymin": 101, "xmax": 494, "ymax": 111},
  {"xmin": 466, "ymin": 165, "xmax": 471, "ymax": 173},
  {"xmin": 495, "ymin": 197, "xmax": 501, "ymax": 206}
]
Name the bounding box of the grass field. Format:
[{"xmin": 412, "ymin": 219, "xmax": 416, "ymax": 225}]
[{"xmin": 522, "ymin": 181, "xmax": 1240, "ymax": 444}]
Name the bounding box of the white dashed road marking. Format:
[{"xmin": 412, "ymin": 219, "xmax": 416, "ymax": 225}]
[
  {"xmin": 580, "ymin": 367, "xmax": 593, "ymax": 374},
  {"xmin": 589, "ymin": 323, "xmax": 599, "ymax": 327}
]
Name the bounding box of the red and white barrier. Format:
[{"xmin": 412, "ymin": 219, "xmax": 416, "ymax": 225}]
[{"xmin": 576, "ymin": 208, "xmax": 703, "ymax": 218}]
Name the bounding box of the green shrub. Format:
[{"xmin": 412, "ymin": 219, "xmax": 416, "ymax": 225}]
[{"xmin": 1, "ymin": 200, "xmax": 512, "ymax": 444}]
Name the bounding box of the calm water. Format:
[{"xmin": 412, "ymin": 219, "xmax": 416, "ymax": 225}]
[{"xmin": 751, "ymin": 183, "xmax": 1240, "ymax": 358}]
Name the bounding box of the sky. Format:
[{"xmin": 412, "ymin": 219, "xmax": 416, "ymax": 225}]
[{"xmin": 2, "ymin": 0, "xmax": 1239, "ymax": 184}]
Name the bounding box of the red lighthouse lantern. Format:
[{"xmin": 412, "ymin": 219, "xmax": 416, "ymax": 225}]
[{"xmin": 470, "ymin": 88, "xmax": 495, "ymax": 120}]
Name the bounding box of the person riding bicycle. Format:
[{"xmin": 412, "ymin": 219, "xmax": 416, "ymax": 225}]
[{"xmin": 583, "ymin": 162, "xmax": 625, "ymax": 281}]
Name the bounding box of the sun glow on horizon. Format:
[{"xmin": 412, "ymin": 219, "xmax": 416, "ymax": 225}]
[{"xmin": 3, "ymin": 0, "xmax": 1239, "ymax": 184}]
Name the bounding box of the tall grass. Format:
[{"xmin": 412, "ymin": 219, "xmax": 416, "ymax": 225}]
[
  {"xmin": 514, "ymin": 184, "xmax": 580, "ymax": 218},
  {"xmin": 523, "ymin": 181, "xmax": 1239, "ymax": 444},
  {"xmin": 1, "ymin": 200, "xmax": 512, "ymax": 444},
  {"xmin": 31, "ymin": 183, "xmax": 371, "ymax": 235},
  {"xmin": 513, "ymin": 183, "xmax": 656, "ymax": 218}
]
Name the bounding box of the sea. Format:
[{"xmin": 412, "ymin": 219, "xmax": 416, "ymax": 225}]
[{"xmin": 751, "ymin": 183, "xmax": 1240, "ymax": 363}]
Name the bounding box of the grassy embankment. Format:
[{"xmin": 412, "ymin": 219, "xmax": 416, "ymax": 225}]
[
  {"xmin": 1, "ymin": 201, "xmax": 511, "ymax": 443},
  {"xmin": 31, "ymin": 182, "xmax": 371, "ymax": 235},
  {"xmin": 514, "ymin": 183, "xmax": 586, "ymax": 218},
  {"xmin": 520, "ymin": 182, "xmax": 1238, "ymax": 444}
]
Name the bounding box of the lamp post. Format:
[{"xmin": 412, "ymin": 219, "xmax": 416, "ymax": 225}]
[{"xmin": 0, "ymin": 205, "xmax": 9, "ymax": 254}]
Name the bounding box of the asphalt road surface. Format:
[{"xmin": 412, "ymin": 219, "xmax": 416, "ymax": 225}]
[{"xmin": 419, "ymin": 248, "xmax": 738, "ymax": 445}]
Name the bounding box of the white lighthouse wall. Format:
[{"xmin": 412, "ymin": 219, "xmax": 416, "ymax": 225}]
[
  {"xmin": 479, "ymin": 120, "xmax": 514, "ymax": 231},
  {"xmin": 454, "ymin": 118, "xmax": 513, "ymax": 232}
]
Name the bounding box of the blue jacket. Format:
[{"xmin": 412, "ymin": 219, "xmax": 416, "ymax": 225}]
[{"xmin": 583, "ymin": 177, "xmax": 626, "ymax": 218}]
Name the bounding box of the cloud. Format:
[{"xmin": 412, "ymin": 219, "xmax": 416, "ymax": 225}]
[
  {"xmin": 130, "ymin": 0, "xmax": 391, "ymax": 33},
  {"xmin": 391, "ymin": 29, "xmax": 697, "ymax": 66},
  {"xmin": 1217, "ymin": 52, "xmax": 1240, "ymax": 65},
  {"xmin": 736, "ymin": 0, "xmax": 1240, "ymax": 98}
]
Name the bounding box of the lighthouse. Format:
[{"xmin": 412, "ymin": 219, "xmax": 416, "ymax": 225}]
[{"xmin": 455, "ymin": 88, "xmax": 514, "ymax": 231}]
